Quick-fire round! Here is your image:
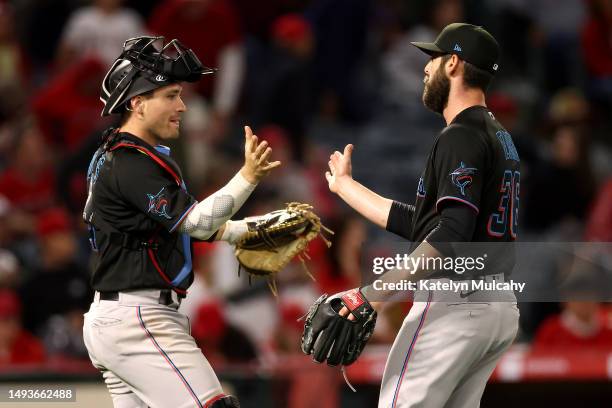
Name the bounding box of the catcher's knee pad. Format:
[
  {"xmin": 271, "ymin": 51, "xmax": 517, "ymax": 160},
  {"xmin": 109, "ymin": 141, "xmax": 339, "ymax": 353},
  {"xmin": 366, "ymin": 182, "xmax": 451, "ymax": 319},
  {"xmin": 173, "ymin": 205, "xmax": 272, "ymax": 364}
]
[{"xmin": 208, "ymin": 395, "xmax": 240, "ymax": 407}]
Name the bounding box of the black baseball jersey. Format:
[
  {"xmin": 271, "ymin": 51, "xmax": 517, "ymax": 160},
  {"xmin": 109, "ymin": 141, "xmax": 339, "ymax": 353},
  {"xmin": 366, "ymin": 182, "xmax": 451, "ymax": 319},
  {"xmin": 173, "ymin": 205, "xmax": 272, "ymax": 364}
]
[
  {"xmin": 83, "ymin": 131, "xmax": 199, "ymax": 294},
  {"xmin": 411, "ymin": 105, "xmax": 520, "ymax": 245}
]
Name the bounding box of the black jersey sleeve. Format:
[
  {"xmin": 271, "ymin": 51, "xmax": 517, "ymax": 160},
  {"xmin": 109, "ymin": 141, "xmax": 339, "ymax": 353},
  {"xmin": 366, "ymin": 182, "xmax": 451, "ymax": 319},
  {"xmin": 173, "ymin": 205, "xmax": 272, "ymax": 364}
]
[
  {"xmin": 433, "ymin": 124, "xmax": 487, "ymax": 214},
  {"xmin": 426, "ymin": 202, "xmax": 478, "ymax": 256},
  {"xmin": 386, "ymin": 201, "xmax": 415, "ymax": 239},
  {"xmin": 114, "ymin": 150, "xmax": 197, "ymax": 232}
]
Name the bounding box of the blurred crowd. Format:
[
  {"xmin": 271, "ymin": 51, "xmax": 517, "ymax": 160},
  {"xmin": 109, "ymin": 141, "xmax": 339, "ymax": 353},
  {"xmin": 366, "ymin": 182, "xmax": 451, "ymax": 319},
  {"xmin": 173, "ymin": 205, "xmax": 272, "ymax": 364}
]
[{"xmin": 0, "ymin": 0, "xmax": 611, "ymax": 380}]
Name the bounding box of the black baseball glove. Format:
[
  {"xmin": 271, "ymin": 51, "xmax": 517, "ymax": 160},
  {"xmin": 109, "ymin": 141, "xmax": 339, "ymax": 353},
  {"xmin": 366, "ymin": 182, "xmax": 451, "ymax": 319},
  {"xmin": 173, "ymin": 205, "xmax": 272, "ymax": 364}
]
[{"xmin": 301, "ymin": 288, "xmax": 377, "ymax": 366}]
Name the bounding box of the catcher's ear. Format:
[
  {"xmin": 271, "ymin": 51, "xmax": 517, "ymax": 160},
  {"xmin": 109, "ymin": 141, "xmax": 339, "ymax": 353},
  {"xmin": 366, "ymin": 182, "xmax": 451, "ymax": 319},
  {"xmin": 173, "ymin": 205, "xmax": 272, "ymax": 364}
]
[
  {"xmin": 129, "ymin": 96, "xmax": 146, "ymax": 116},
  {"xmin": 136, "ymin": 99, "xmax": 145, "ymax": 116}
]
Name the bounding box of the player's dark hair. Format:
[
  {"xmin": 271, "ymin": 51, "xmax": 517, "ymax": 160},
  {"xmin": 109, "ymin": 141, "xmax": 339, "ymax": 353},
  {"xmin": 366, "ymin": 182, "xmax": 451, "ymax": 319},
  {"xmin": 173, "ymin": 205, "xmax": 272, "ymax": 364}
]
[
  {"xmin": 462, "ymin": 61, "xmax": 493, "ymax": 92},
  {"xmin": 440, "ymin": 54, "xmax": 452, "ymax": 64}
]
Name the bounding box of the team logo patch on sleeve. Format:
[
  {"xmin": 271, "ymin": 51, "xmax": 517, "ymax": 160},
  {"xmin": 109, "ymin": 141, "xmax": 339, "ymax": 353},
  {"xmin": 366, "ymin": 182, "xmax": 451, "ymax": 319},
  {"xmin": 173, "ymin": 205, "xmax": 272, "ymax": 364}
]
[
  {"xmin": 449, "ymin": 162, "xmax": 477, "ymax": 196},
  {"xmin": 147, "ymin": 187, "xmax": 172, "ymax": 219}
]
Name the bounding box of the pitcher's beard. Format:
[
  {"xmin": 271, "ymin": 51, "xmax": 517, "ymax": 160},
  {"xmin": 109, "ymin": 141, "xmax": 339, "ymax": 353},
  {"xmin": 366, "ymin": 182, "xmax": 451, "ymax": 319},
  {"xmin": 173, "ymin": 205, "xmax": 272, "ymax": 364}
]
[{"xmin": 422, "ymin": 67, "xmax": 450, "ymax": 115}]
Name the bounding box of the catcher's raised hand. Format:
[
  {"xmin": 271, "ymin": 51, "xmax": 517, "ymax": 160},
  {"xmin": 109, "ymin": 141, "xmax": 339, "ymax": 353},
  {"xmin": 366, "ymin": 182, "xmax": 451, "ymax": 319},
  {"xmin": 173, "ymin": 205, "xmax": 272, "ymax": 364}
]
[
  {"xmin": 241, "ymin": 125, "xmax": 282, "ymax": 184},
  {"xmin": 326, "ymin": 144, "xmax": 354, "ymax": 194}
]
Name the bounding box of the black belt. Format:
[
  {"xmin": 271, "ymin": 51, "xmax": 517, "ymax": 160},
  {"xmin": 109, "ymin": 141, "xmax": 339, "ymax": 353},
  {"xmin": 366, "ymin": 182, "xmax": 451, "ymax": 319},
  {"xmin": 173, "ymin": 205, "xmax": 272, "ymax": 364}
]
[{"xmin": 99, "ymin": 290, "xmax": 177, "ymax": 306}]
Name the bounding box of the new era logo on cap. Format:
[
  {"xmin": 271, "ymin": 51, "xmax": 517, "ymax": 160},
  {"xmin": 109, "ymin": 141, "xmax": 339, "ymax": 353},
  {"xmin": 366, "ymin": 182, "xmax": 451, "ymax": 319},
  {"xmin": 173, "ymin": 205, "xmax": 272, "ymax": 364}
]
[{"xmin": 454, "ymin": 43, "xmax": 462, "ymax": 52}]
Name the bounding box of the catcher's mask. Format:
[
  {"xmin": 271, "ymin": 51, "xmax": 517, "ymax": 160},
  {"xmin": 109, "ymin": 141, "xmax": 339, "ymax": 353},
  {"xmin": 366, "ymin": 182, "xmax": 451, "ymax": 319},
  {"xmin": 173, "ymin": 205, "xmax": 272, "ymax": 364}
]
[{"xmin": 100, "ymin": 36, "xmax": 216, "ymax": 116}]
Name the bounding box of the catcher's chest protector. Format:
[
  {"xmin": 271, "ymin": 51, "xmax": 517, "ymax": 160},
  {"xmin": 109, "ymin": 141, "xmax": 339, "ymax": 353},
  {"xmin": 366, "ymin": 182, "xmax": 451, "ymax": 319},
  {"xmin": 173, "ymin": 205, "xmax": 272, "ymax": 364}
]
[{"xmin": 84, "ymin": 132, "xmax": 194, "ymax": 294}]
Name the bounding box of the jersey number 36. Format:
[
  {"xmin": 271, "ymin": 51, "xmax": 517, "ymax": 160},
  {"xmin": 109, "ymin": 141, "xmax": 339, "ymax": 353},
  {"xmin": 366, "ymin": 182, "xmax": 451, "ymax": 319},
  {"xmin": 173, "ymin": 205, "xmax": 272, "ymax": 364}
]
[{"xmin": 487, "ymin": 170, "xmax": 520, "ymax": 239}]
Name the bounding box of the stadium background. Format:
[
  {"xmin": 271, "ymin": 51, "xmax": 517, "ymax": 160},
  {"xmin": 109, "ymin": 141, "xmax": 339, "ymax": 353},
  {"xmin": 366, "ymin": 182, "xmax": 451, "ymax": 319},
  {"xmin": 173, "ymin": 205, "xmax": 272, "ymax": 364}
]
[{"xmin": 0, "ymin": 0, "xmax": 611, "ymax": 407}]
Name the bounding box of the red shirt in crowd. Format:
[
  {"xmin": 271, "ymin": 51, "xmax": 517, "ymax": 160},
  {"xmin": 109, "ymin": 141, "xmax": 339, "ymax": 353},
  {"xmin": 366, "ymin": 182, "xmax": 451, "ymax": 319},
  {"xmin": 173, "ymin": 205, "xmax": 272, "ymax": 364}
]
[
  {"xmin": 0, "ymin": 290, "xmax": 46, "ymax": 366},
  {"xmin": 0, "ymin": 331, "xmax": 46, "ymax": 365},
  {"xmin": 581, "ymin": 12, "xmax": 612, "ymax": 77},
  {"xmin": 148, "ymin": 0, "xmax": 242, "ymax": 97},
  {"xmin": 32, "ymin": 57, "xmax": 107, "ymax": 152},
  {"xmin": 0, "ymin": 167, "xmax": 56, "ymax": 213},
  {"xmin": 533, "ymin": 310, "xmax": 612, "ymax": 350}
]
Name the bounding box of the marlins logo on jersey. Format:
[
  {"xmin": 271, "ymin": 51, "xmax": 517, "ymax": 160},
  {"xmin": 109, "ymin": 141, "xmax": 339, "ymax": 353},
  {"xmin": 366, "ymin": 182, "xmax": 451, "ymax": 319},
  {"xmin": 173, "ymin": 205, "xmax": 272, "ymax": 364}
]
[
  {"xmin": 147, "ymin": 187, "xmax": 172, "ymax": 219},
  {"xmin": 449, "ymin": 161, "xmax": 477, "ymax": 196}
]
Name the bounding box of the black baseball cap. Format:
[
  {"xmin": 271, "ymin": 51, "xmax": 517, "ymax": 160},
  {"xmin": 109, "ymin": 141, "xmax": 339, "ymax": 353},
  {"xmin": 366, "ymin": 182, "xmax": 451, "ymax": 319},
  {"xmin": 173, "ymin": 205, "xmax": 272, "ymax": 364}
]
[{"xmin": 411, "ymin": 23, "xmax": 500, "ymax": 75}]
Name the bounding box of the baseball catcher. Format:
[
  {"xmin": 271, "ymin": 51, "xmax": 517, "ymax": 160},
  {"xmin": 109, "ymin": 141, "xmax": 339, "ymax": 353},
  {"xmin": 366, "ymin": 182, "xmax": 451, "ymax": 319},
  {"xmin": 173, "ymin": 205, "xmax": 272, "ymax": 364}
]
[{"xmin": 83, "ymin": 35, "xmax": 281, "ymax": 408}]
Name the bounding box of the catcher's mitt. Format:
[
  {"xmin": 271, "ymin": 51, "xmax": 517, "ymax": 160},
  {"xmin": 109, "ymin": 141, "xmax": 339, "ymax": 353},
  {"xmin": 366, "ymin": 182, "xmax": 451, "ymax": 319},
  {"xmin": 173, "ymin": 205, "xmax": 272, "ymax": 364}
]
[
  {"xmin": 234, "ymin": 202, "xmax": 333, "ymax": 295},
  {"xmin": 301, "ymin": 288, "xmax": 377, "ymax": 367}
]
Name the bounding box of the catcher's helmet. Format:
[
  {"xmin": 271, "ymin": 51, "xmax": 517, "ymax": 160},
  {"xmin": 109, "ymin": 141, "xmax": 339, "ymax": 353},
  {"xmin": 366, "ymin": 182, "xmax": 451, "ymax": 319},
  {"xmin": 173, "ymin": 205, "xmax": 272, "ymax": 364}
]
[{"xmin": 100, "ymin": 36, "xmax": 215, "ymax": 116}]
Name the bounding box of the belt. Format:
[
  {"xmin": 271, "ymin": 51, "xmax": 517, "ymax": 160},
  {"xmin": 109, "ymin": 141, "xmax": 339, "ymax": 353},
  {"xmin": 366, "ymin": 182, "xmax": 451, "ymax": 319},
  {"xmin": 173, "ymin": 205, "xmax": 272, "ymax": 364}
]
[{"xmin": 99, "ymin": 289, "xmax": 179, "ymax": 306}]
